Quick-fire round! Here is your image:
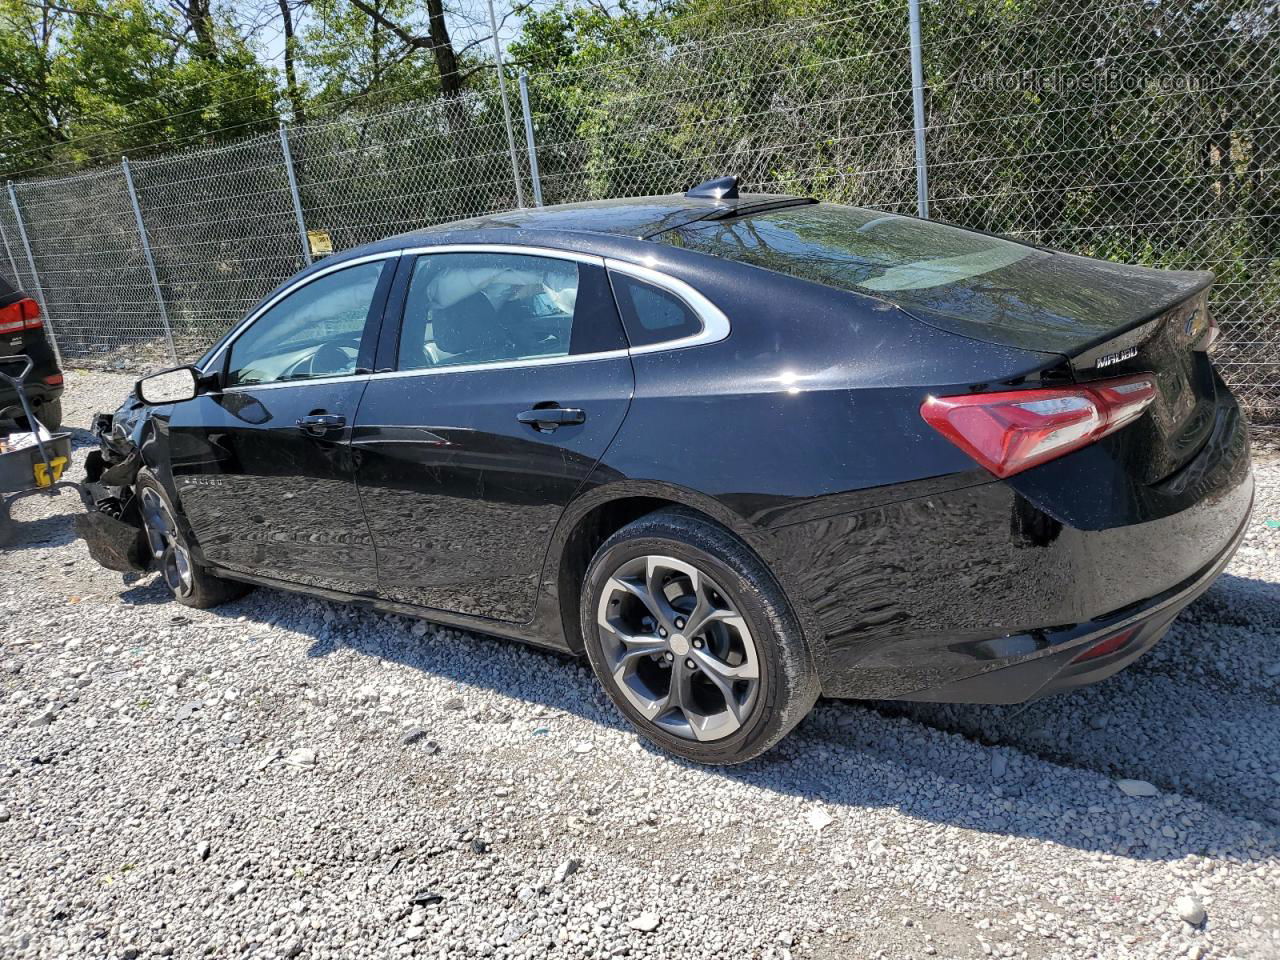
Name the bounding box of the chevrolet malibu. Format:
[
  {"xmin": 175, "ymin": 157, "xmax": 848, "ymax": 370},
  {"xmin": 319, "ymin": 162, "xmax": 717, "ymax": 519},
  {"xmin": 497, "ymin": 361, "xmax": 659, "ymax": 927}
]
[{"xmin": 77, "ymin": 177, "xmax": 1253, "ymax": 764}]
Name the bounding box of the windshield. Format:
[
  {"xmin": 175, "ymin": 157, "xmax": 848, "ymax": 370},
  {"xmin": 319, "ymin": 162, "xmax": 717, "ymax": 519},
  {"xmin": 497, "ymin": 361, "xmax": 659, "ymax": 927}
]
[{"xmin": 660, "ymin": 204, "xmax": 1039, "ymax": 294}]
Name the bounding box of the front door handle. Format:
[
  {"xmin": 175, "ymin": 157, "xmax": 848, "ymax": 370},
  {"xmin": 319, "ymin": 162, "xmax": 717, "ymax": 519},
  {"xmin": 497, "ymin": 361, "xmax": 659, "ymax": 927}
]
[
  {"xmin": 296, "ymin": 413, "xmax": 346, "ymax": 436},
  {"xmin": 517, "ymin": 406, "xmax": 586, "ymax": 433}
]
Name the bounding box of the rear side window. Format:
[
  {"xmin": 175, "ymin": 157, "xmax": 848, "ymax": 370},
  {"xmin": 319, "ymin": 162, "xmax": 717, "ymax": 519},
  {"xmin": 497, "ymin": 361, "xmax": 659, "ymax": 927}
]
[{"xmin": 610, "ymin": 273, "xmax": 702, "ymax": 347}]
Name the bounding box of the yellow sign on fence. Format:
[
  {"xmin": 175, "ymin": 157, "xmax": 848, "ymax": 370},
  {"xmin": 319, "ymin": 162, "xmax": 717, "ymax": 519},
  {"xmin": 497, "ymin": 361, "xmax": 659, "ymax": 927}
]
[{"xmin": 307, "ymin": 229, "xmax": 334, "ymax": 257}]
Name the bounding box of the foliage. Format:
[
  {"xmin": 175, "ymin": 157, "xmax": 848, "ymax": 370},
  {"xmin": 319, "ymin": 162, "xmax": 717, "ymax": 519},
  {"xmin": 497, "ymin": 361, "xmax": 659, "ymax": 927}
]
[
  {"xmin": 302, "ymin": 0, "xmax": 439, "ymax": 109},
  {"xmin": 0, "ymin": 0, "xmax": 1275, "ymax": 408},
  {"xmin": 0, "ymin": 0, "xmax": 277, "ymax": 176}
]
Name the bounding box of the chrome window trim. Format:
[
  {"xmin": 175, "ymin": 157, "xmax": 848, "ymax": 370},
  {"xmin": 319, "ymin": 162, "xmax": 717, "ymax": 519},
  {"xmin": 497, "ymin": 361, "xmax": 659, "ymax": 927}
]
[
  {"xmin": 201, "ymin": 251, "xmax": 401, "ymax": 375},
  {"xmin": 398, "ymin": 243, "xmax": 606, "ymax": 266},
  {"xmin": 207, "ymin": 244, "xmax": 732, "ymax": 392},
  {"xmin": 604, "ymin": 258, "xmax": 731, "ymax": 354},
  {"xmin": 365, "ymin": 349, "xmax": 629, "ymax": 382},
  {"xmin": 223, "ymin": 373, "xmax": 373, "ymax": 394}
]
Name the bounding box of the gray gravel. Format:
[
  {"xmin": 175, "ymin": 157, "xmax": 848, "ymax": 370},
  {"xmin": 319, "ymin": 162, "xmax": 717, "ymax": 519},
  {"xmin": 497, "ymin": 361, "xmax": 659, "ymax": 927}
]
[{"xmin": 1, "ymin": 369, "xmax": 1278, "ymax": 960}]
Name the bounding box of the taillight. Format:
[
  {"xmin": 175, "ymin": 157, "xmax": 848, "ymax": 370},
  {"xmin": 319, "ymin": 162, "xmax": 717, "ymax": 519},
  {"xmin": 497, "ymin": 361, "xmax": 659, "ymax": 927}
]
[
  {"xmin": 920, "ymin": 374, "xmax": 1157, "ymax": 478},
  {"xmin": 43, "ymin": 374, "xmax": 64, "ymax": 386},
  {"xmin": 1182, "ymin": 296, "xmax": 1218, "ymax": 352},
  {"xmin": 1201, "ymin": 312, "xmax": 1219, "ymax": 352},
  {"xmin": 0, "ymin": 297, "xmax": 42, "ymax": 336}
]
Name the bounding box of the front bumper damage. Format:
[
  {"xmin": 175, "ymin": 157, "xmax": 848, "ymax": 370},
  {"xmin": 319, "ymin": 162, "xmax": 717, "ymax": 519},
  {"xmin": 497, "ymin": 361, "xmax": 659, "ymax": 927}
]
[
  {"xmin": 74, "ymin": 509, "xmax": 150, "ymax": 572},
  {"xmin": 76, "ymin": 405, "xmax": 151, "ymax": 573}
]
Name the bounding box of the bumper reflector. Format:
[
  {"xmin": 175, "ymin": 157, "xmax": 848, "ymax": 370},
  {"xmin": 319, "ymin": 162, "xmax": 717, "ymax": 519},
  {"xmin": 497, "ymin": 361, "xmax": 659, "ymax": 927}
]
[{"xmin": 1071, "ymin": 626, "xmax": 1139, "ymax": 664}]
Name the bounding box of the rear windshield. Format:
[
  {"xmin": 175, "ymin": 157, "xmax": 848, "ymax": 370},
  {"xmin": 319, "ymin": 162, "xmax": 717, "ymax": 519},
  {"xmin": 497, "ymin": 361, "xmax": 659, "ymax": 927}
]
[{"xmin": 659, "ymin": 204, "xmax": 1039, "ymax": 294}]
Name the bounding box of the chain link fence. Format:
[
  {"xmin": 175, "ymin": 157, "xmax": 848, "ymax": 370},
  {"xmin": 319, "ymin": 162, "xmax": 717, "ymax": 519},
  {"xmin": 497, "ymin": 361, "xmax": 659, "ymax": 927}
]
[
  {"xmin": 126, "ymin": 133, "xmax": 309, "ymax": 363},
  {"xmin": 1, "ymin": 0, "xmax": 1275, "ymax": 416}
]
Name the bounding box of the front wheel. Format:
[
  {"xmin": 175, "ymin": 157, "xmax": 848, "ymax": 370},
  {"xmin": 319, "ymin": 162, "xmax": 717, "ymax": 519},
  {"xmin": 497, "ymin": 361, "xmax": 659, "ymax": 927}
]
[
  {"xmin": 580, "ymin": 508, "xmax": 819, "ymax": 765},
  {"xmin": 136, "ymin": 470, "xmax": 249, "ymax": 609}
]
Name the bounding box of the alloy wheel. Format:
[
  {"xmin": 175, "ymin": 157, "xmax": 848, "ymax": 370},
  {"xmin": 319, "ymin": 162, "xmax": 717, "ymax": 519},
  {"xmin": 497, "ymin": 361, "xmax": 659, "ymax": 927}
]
[
  {"xmin": 139, "ymin": 486, "xmax": 195, "ymax": 599},
  {"xmin": 595, "ymin": 554, "xmax": 761, "ymax": 742}
]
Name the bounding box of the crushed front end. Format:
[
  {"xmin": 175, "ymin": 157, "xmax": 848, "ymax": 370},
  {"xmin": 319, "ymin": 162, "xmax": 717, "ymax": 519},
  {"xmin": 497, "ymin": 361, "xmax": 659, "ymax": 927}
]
[{"xmin": 75, "ymin": 393, "xmax": 152, "ymax": 572}]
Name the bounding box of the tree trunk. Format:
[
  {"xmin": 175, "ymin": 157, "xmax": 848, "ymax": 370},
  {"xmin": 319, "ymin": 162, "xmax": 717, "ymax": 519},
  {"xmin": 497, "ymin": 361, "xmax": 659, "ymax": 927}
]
[
  {"xmin": 182, "ymin": 0, "xmax": 219, "ymax": 61},
  {"xmin": 277, "ymin": 0, "xmax": 306, "ymax": 125},
  {"xmin": 424, "ymin": 0, "xmax": 462, "ymax": 98}
]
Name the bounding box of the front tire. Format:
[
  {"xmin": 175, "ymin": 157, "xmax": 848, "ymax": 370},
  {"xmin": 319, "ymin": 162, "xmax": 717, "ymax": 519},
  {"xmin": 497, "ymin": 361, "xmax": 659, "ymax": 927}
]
[
  {"xmin": 580, "ymin": 508, "xmax": 818, "ymax": 764},
  {"xmin": 136, "ymin": 469, "xmax": 249, "ymax": 609}
]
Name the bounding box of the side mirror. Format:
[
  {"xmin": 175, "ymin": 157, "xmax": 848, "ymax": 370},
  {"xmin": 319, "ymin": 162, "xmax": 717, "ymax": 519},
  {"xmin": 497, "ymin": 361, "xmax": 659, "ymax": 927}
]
[{"xmin": 136, "ymin": 366, "xmax": 201, "ymax": 405}]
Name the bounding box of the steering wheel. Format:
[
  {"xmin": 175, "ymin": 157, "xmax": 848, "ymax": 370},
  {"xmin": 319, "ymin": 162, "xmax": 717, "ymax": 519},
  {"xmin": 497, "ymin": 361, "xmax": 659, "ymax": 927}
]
[{"xmin": 311, "ymin": 341, "xmax": 354, "ymax": 375}]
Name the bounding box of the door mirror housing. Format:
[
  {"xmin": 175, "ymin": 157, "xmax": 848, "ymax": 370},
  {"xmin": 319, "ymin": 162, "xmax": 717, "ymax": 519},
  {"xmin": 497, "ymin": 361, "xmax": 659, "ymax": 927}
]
[{"xmin": 136, "ymin": 366, "xmax": 202, "ymax": 405}]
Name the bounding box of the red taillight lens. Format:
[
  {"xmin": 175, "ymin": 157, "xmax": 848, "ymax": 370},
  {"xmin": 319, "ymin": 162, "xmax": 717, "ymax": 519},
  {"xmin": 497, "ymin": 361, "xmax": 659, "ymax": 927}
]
[
  {"xmin": 0, "ymin": 297, "xmax": 43, "ymax": 335},
  {"xmin": 43, "ymin": 374, "xmax": 64, "ymax": 386},
  {"xmin": 920, "ymin": 374, "xmax": 1157, "ymax": 478},
  {"xmin": 1071, "ymin": 626, "xmax": 1138, "ymax": 664}
]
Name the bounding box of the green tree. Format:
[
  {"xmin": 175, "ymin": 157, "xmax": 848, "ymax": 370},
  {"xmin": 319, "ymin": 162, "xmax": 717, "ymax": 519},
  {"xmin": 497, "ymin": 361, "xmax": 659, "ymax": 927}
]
[
  {"xmin": 301, "ymin": 0, "xmax": 437, "ymax": 107},
  {"xmin": 0, "ymin": 0, "xmax": 278, "ymax": 177}
]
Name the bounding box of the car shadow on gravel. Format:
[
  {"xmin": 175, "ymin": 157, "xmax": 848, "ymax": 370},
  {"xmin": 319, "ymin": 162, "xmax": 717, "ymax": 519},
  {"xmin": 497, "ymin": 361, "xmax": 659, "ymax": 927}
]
[
  {"xmin": 196, "ymin": 569, "xmax": 1280, "ymax": 868},
  {"xmin": 2, "ymin": 492, "xmax": 84, "ymax": 551},
  {"xmin": 118, "ymin": 577, "xmax": 186, "ymax": 606},
  {"xmin": 876, "ymin": 573, "xmax": 1280, "ymax": 824}
]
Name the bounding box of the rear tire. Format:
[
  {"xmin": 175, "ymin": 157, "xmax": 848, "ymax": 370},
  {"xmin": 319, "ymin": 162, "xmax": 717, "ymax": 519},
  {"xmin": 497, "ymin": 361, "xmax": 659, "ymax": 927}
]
[
  {"xmin": 38, "ymin": 398, "xmax": 62, "ymax": 431},
  {"xmin": 580, "ymin": 508, "xmax": 818, "ymax": 764},
  {"xmin": 136, "ymin": 469, "xmax": 250, "ymax": 609}
]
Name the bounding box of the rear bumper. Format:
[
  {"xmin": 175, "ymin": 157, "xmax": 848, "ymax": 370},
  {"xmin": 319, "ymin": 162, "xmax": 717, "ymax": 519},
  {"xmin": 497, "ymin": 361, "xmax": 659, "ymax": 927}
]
[
  {"xmin": 0, "ymin": 381, "xmax": 63, "ymax": 419},
  {"xmin": 891, "ymin": 484, "xmax": 1251, "ymax": 703},
  {"xmin": 779, "ymin": 390, "xmax": 1254, "ymax": 703}
]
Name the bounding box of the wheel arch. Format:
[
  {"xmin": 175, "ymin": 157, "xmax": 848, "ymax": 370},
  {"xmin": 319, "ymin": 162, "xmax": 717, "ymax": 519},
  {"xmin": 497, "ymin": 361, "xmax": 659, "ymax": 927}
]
[{"xmin": 546, "ymin": 480, "xmax": 824, "ymax": 658}]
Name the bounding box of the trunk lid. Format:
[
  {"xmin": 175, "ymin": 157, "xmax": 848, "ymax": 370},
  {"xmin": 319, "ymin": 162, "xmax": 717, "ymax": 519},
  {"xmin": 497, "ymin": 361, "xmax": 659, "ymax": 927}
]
[{"xmin": 901, "ymin": 254, "xmax": 1218, "ymax": 483}]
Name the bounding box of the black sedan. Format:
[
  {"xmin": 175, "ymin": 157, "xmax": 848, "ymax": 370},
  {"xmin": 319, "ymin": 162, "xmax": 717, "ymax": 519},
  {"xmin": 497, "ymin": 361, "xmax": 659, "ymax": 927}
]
[{"xmin": 78, "ymin": 177, "xmax": 1253, "ymax": 764}]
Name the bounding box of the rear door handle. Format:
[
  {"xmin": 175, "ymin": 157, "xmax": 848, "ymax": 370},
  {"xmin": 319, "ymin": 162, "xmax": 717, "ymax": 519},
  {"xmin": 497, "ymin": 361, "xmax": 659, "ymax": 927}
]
[
  {"xmin": 296, "ymin": 413, "xmax": 346, "ymax": 436},
  {"xmin": 517, "ymin": 406, "xmax": 586, "ymax": 432}
]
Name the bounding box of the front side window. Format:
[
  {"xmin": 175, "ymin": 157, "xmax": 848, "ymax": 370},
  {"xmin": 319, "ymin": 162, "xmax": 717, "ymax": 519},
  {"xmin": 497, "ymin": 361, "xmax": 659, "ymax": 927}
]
[
  {"xmin": 226, "ymin": 261, "xmax": 385, "ymax": 387},
  {"xmin": 398, "ymin": 252, "xmax": 585, "ymax": 371}
]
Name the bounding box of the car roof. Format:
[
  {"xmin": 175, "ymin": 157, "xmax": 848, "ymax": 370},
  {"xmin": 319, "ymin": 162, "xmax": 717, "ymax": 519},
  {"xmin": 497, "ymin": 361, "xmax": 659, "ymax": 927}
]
[
  {"xmin": 303, "ymin": 183, "xmax": 816, "ymax": 280},
  {"xmin": 394, "ymin": 193, "xmax": 813, "ymax": 242}
]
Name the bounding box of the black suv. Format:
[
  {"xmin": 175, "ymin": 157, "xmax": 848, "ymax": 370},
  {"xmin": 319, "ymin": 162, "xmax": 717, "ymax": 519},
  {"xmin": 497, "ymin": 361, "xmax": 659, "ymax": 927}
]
[{"xmin": 0, "ymin": 277, "xmax": 63, "ymax": 429}]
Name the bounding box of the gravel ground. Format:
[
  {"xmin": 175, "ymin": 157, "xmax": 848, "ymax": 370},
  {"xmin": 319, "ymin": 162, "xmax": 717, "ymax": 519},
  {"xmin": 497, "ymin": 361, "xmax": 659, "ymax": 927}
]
[{"xmin": 1, "ymin": 369, "xmax": 1278, "ymax": 960}]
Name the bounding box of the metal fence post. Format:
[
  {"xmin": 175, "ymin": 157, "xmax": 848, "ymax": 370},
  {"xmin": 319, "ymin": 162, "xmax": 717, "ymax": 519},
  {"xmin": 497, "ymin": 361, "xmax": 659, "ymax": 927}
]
[
  {"xmin": 0, "ymin": 216, "xmax": 20, "ymax": 284},
  {"xmin": 518, "ymin": 72, "xmax": 545, "ymax": 207},
  {"xmin": 279, "ymin": 121, "xmax": 312, "ymax": 266},
  {"xmin": 6, "ymin": 181, "xmax": 62, "ymax": 367},
  {"xmin": 907, "ymin": 0, "xmax": 930, "ymax": 219},
  {"xmin": 122, "ymin": 158, "xmax": 178, "ymax": 365},
  {"xmin": 486, "ymin": 0, "xmax": 527, "ymax": 209}
]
